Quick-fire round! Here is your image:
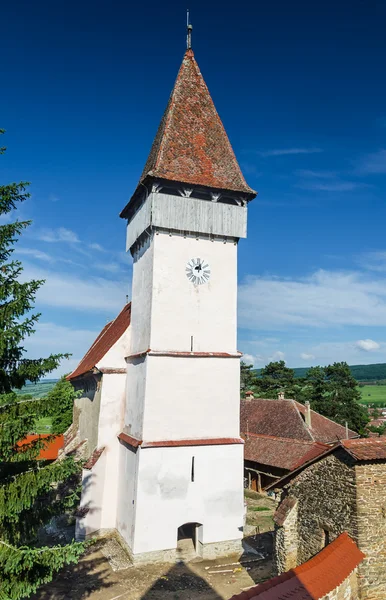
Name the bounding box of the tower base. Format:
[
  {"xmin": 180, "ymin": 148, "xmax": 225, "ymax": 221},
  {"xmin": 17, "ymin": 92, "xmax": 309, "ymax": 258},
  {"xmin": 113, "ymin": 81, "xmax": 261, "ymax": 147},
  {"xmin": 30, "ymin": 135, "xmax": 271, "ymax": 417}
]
[{"xmin": 119, "ymin": 533, "xmax": 243, "ymax": 565}]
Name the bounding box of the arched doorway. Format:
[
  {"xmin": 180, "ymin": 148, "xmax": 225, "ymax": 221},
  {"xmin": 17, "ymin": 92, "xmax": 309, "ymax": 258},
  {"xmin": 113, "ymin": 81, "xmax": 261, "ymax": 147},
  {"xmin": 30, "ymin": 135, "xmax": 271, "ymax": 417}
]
[{"xmin": 177, "ymin": 522, "xmax": 203, "ymax": 559}]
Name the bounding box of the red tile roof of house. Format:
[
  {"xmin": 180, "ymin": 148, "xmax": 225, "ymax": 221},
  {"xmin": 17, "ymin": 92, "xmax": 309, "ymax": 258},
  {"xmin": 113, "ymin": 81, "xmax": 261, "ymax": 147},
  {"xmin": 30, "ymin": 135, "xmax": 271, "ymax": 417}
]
[
  {"xmin": 342, "ymin": 437, "xmax": 386, "ymax": 460},
  {"xmin": 243, "ymin": 433, "xmax": 329, "ymax": 471},
  {"xmin": 17, "ymin": 434, "xmax": 64, "ymax": 460},
  {"xmin": 229, "ymin": 532, "xmax": 364, "ymax": 600},
  {"xmin": 121, "ymin": 49, "xmax": 255, "ymax": 217},
  {"xmin": 67, "ymin": 303, "xmax": 131, "ymax": 380},
  {"xmin": 241, "ymin": 398, "xmax": 358, "ymax": 444}
]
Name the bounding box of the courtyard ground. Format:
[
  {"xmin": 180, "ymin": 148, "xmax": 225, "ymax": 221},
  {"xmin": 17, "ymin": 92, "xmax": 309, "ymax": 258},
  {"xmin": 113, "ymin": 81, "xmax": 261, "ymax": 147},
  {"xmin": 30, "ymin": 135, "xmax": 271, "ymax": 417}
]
[{"xmin": 34, "ymin": 492, "xmax": 276, "ymax": 600}]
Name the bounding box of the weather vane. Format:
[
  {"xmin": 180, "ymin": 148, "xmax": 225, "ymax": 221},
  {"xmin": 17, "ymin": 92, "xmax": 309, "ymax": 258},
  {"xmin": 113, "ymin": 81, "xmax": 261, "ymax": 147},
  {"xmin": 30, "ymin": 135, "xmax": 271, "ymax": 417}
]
[{"xmin": 187, "ymin": 8, "xmax": 193, "ymax": 49}]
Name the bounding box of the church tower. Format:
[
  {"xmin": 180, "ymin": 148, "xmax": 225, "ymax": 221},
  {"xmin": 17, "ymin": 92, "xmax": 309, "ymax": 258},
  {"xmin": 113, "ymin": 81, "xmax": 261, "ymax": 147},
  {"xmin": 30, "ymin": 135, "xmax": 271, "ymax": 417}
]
[{"xmin": 117, "ymin": 37, "xmax": 256, "ymax": 562}]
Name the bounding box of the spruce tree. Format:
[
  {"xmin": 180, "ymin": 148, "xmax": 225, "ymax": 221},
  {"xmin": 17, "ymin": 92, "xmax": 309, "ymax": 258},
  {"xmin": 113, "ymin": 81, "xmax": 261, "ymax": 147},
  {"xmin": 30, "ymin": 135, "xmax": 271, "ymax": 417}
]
[{"xmin": 0, "ymin": 130, "xmax": 85, "ymax": 599}]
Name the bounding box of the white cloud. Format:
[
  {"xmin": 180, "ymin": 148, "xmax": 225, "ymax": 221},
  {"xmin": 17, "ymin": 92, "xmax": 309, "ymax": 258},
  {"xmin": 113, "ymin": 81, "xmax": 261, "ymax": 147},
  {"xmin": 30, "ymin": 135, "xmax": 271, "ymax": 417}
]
[
  {"xmin": 354, "ymin": 339, "xmax": 381, "ymax": 352},
  {"xmin": 300, "ymin": 353, "xmax": 315, "ymax": 360},
  {"xmin": 37, "ymin": 227, "xmax": 80, "ymax": 243},
  {"xmin": 358, "ymin": 251, "xmax": 386, "ymax": 273},
  {"xmin": 238, "ymin": 269, "xmax": 386, "ymax": 329},
  {"xmin": 22, "ymin": 263, "xmax": 129, "ymax": 313},
  {"xmin": 357, "ymin": 149, "xmax": 386, "ymax": 174},
  {"xmin": 270, "ymin": 350, "xmax": 285, "ymax": 361},
  {"xmin": 242, "ymin": 353, "xmax": 255, "ymax": 366},
  {"xmin": 297, "ymin": 181, "xmax": 363, "ymax": 192},
  {"xmin": 295, "ymin": 169, "xmax": 337, "ymax": 179},
  {"xmin": 16, "ymin": 248, "xmax": 53, "ymax": 261},
  {"xmin": 24, "ymin": 322, "xmax": 100, "ymax": 378},
  {"xmin": 97, "ymin": 262, "xmax": 121, "ymax": 273},
  {"xmin": 258, "ymin": 148, "xmax": 323, "ymax": 157},
  {"xmin": 89, "ymin": 243, "xmax": 105, "ymax": 252},
  {"xmin": 295, "ymin": 169, "xmax": 367, "ymax": 192}
]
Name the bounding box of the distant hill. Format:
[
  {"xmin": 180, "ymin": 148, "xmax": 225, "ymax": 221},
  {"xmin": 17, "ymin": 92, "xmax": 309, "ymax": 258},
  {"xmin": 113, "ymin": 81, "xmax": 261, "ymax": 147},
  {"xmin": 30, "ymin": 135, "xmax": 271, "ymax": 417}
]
[
  {"xmin": 255, "ymin": 363, "xmax": 386, "ymax": 382},
  {"xmin": 14, "ymin": 379, "xmax": 58, "ymax": 398}
]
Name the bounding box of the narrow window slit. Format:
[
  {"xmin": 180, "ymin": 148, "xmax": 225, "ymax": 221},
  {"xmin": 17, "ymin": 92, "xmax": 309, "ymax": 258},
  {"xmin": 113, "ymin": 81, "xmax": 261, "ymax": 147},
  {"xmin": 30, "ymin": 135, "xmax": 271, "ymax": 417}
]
[{"xmin": 191, "ymin": 456, "xmax": 195, "ymax": 482}]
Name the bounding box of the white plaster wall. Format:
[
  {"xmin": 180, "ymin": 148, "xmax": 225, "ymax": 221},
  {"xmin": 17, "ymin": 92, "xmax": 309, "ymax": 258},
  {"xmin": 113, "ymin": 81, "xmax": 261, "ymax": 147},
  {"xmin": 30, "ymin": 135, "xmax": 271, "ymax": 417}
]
[
  {"xmin": 130, "ymin": 236, "xmax": 154, "ymax": 353},
  {"xmin": 142, "ymin": 355, "xmax": 240, "ymax": 440},
  {"xmin": 97, "ymin": 374, "xmax": 125, "ymax": 447},
  {"xmin": 125, "ymin": 357, "xmax": 147, "ymax": 439},
  {"xmin": 76, "ymin": 451, "xmax": 107, "ymax": 539},
  {"xmin": 150, "ymin": 232, "xmax": 237, "ymax": 353},
  {"xmin": 116, "ymin": 443, "xmax": 139, "ymax": 550},
  {"xmin": 97, "ymin": 327, "xmax": 131, "ymax": 371},
  {"xmin": 129, "ymin": 444, "xmax": 244, "ymax": 554},
  {"xmin": 97, "ymin": 374, "xmax": 126, "ymax": 530}
]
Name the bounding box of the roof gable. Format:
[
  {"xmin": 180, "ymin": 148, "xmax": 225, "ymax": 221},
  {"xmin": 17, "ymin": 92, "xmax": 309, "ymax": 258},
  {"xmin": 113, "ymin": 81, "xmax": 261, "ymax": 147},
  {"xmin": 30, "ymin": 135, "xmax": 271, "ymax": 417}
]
[
  {"xmin": 294, "ymin": 401, "xmax": 357, "ymax": 443},
  {"xmin": 241, "ymin": 399, "xmax": 313, "ymax": 442},
  {"xmin": 241, "ymin": 398, "xmax": 358, "ymax": 444},
  {"xmin": 134, "ymin": 49, "xmax": 255, "ymax": 197},
  {"xmin": 67, "ymin": 303, "xmax": 131, "ymax": 380}
]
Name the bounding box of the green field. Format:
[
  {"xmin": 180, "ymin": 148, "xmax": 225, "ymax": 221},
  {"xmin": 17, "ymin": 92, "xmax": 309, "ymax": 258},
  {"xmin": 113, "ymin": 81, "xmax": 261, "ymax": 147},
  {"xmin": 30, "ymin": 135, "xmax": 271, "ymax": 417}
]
[
  {"xmin": 14, "ymin": 380, "xmax": 57, "ymax": 399},
  {"xmin": 33, "ymin": 417, "xmax": 53, "ymax": 434},
  {"xmin": 359, "ymin": 385, "xmax": 386, "ymax": 406}
]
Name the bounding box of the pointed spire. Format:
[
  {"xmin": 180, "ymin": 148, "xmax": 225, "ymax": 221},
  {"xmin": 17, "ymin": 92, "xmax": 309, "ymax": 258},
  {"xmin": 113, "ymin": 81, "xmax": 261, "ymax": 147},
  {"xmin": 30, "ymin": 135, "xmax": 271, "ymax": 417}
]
[{"xmin": 122, "ymin": 46, "xmax": 256, "ymax": 216}]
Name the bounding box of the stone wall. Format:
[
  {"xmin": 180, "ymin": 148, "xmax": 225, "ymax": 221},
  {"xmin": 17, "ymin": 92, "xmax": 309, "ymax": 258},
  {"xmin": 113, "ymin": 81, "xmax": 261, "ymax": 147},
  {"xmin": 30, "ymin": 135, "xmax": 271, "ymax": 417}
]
[
  {"xmin": 274, "ymin": 500, "xmax": 298, "ymax": 574},
  {"xmin": 324, "ymin": 569, "xmax": 360, "ymax": 600},
  {"xmin": 355, "ymin": 462, "xmax": 386, "ymax": 600},
  {"xmin": 274, "ymin": 450, "xmax": 357, "ymax": 569}
]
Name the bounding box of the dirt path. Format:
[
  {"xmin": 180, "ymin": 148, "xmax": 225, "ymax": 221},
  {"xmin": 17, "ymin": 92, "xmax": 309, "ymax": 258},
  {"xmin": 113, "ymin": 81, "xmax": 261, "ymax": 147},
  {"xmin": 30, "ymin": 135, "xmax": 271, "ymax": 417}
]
[{"xmin": 34, "ymin": 494, "xmax": 276, "ymax": 600}]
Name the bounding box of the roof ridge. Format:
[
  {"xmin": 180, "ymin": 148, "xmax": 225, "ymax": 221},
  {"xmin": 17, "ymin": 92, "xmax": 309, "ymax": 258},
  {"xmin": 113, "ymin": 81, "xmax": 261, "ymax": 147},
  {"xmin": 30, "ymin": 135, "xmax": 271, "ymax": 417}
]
[
  {"xmin": 67, "ymin": 303, "xmax": 131, "ymax": 380},
  {"xmin": 243, "ymin": 432, "xmax": 327, "ymax": 446},
  {"xmin": 294, "ymin": 400, "xmax": 357, "ymax": 436},
  {"xmin": 292, "ymin": 399, "xmax": 315, "ymax": 442}
]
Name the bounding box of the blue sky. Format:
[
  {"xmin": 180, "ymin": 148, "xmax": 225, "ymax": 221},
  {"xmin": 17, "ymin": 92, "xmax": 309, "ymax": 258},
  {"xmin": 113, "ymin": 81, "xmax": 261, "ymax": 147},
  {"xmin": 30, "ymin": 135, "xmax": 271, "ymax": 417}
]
[{"xmin": 2, "ymin": 0, "xmax": 386, "ymax": 376}]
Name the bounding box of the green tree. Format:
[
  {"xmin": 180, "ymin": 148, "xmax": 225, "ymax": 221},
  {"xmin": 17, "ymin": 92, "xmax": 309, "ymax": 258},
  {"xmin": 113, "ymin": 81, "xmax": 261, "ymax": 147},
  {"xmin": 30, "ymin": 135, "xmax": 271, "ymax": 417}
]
[
  {"xmin": 299, "ymin": 362, "xmax": 369, "ymax": 435},
  {"xmin": 45, "ymin": 376, "xmax": 80, "ymax": 434},
  {"xmin": 258, "ymin": 360, "xmax": 295, "ymax": 397},
  {"xmin": 324, "ymin": 362, "xmax": 369, "ymax": 435},
  {"xmin": 240, "ymin": 361, "xmax": 258, "ymax": 394},
  {"xmin": 0, "ymin": 130, "xmax": 85, "ymax": 599}
]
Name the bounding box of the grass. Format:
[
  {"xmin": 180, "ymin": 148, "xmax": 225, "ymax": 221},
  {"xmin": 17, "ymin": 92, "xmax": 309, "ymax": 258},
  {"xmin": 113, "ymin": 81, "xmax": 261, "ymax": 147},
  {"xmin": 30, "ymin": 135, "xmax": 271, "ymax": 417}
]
[
  {"xmin": 359, "ymin": 385, "xmax": 386, "ymax": 406},
  {"xmin": 250, "ymin": 506, "xmax": 271, "ymax": 512},
  {"xmin": 33, "ymin": 417, "xmax": 53, "ymax": 434}
]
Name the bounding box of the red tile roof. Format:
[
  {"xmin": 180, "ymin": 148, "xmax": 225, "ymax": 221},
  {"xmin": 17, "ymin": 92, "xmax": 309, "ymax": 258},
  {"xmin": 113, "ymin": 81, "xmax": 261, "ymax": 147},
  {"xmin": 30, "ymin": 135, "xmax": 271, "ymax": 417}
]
[
  {"xmin": 243, "ymin": 433, "xmax": 329, "ymax": 471},
  {"xmin": 241, "ymin": 398, "xmax": 357, "ymax": 445},
  {"xmin": 67, "ymin": 303, "xmax": 131, "ymax": 380},
  {"xmin": 229, "ymin": 533, "xmax": 364, "ymax": 600},
  {"xmin": 17, "ymin": 434, "xmax": 64, "ymax": 460},
  {"xmin": 294, "ymin": 401, "xmax": 358, "ymax": 443},
  {"xmin": 83, "ymin": 447, "xmax": 105, "ymax": 470},
  {"xmin": 342, "ymin": 437, "xmax": 386, "ymax": 460},
  {"xmin": 121, "ymin": 49, "xmax": 255, "ymax": 218}
]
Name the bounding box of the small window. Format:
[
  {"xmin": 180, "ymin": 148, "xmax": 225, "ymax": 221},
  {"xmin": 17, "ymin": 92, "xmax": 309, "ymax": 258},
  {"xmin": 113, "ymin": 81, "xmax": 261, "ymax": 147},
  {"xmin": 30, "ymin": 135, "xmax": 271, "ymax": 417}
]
[{"xmin": 191, "ymin": 456, "xmax": 195, "ymax": 482}]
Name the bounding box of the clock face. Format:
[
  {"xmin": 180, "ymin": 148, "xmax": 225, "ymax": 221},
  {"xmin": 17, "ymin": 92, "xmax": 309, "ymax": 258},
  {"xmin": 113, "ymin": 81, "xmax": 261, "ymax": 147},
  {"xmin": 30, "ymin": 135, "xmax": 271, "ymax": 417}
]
[{"xmin": 186, "ymin": 258, "xmax": 211, "ymax": 285}]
